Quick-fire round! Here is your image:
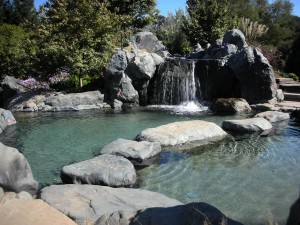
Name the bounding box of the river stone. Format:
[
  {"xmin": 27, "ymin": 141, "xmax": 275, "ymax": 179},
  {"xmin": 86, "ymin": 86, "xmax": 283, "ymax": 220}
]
[
  {"xmin": 0, "ymin": 199, "xmax": 77, "ymax": 225},
  {"xmin": 135, "ymin": 120, "xmax": 228, "ymax": 147},
  {"xmin": 61, "ymin": 155, "xmax": 136, "ymax": 187},
  {"xmin": 250, "ymin": 103, "xmax": 280, "ymax": 112},
  {"xmin": 44, "ymin": 91, "xmax": 104, "ymax": 110},
  {"xmin": 212, "ymin": 98, "xmax": 251, "ymax": 114},
  {"xmin": 0, "ymin": 142, "xmax": 38, "ymax": 195},
  {"xmin": 254, "ymin": 111, "xmax": 290, "ymax": 123},
  {"xmin": 40, "ymin": 184, "xmax": 183, "ymax": 224},
  {"xmin": 96, "ymin": 202, "xmax": 244, "ymax": 225},
  {"xmin": 100, "ymin": 138, "xmax": 161, "ymax": 161},
  {"xmin": 222, "ymin": 118, "xmax": 272, "ymax": 132}
]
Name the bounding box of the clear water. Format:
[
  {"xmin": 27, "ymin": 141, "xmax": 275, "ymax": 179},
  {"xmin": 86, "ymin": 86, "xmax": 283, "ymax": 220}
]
[{"xmin": 0, "ymin": 108, "xmax": 299, "ymax": 225}]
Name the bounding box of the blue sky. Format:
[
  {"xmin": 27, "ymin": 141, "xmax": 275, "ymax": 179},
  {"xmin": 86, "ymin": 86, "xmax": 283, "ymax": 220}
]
[{"xmin": 34, "ymin": 0, "xmax": 300, "ymax": 17}]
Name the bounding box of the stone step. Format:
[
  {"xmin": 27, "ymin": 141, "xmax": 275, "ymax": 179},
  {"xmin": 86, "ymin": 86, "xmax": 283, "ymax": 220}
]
[
  {"xmin": 276, "ymin": 77, "xmax": 295, "ymax": 84},
  {"xmin": 284, "ymin": 92, "xmax": 300, "ymax": 101},
  {"xmin": 277, "ymin": 101, "xmax": 300, "ymax": 109},
  {"xmin": 280, "ymin": 84, "xmax": 300, "ymax": 93}
]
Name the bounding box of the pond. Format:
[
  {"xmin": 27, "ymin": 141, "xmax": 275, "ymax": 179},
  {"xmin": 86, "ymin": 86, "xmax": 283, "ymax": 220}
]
[{"xmin": 0, "ymin": 108, "xmax": 299, "ymax": 225}]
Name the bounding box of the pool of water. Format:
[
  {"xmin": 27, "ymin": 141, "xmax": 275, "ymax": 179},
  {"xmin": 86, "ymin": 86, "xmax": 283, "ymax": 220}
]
[{"xmin": 0, "ymin": 108, "xmax": 299, "ymax": 225}]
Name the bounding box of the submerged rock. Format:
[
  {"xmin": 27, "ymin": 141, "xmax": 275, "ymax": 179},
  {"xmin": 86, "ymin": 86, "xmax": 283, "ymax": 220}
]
[
  {"xmin": 222, "ymin": 118, "xmax": 272, "ymax": 132},
  {"xmin": 254, "ymin": 111, "xmax": 290, "ymax": 123},
  {"xmin": 135, "ymin": 120, "xmax": 228, "ymax": 147},
  {"xmin": 96, "ymin": 202, "xmax": 244, "ymax": 225},
  {"xmin": 0, "ymin": 198, "xmax": 77, "ymax": 225},
  {"xmin": 0, "ymin": 142, "xmax": 38, "ymax": 195},
  {"xmin": 100, "ymin": 138, "xmax": 161, "ymax": 161},
  {"xmin": 212, "ymin": 98, "xmax": 251, "ymax": 114},
  {"xmin": 40, "ymin": 184, "xmax": 182, "ymax": 224},
  {"xmin": 61, "ymin": 155, "xmax": 136, "ymax": 187}
]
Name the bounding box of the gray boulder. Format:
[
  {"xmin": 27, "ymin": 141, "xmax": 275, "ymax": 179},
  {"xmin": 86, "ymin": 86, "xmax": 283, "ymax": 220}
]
[
  {"xmin": 127, "ymin": 50, "xmax": 157, "ymax": 80},
  {"xmin": 128, "ymin": 32, "xmax": 166, "ymax": 53},
  {"xmin": 227, "ymin": 46, "xmax": 277, "ymax": 103},
  {"xmin": 96, "ymin": 202, "xmax": 244, "ymax": 225},
  {"xmin": 222, "ymin": 118, "xmax": 272, "ymax": 132},
  {"xmin": 44, "ymin": 91, "xmax": 104, "ymax": 111},
  {"xmin": 135, "ymin": 120, "xmax": 228, "ymax": 147},
  {"xmin": 276, "ymin": 89, "xmax": 284, "ymax": 102},
  {"xmin": 40, "ymin": 184, "xmax": 182, "ymax": 224},
  {"xmin": 0, "ymin": 142, "xmax": 38, "ymax": 195},
  {"xmin": 100, "ymin": 138, "xmax": 161, "ymax": 161},
  {"xmin": 0, "ymin": 109, "xmax": 16, "ymax": 134},
  {"xmin": 254, "ymin": 111, "xmax": 290, "ymax": 123},
  {"xmin": 61, "ymin": 155, "xmax": 136, "ymax": 187},
  {"xmin": 206, "ymin": 44, "xmax": 238, "ymax": 59},
  {"xmin": 107, "ymin": 50, "xmax": 128, "ymax": 76},
  {"xmin": 223, "ymin": 29, "xmax": 247, "ymax": 50},
  {"xmin": 250, "ymin": 103, "xmax": 280, "ymax": 112},
  {"xmin": 1, "ymin": 76, "xmax": 28, "ymax": 106},
  {"xmin": 212, "ymin": 98, "xmax": 252, "ymax": 114}
]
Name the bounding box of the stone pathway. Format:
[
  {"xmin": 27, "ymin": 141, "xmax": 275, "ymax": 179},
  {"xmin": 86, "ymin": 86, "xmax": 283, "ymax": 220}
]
[{"xmin": 276, "ymin": 77, "xmax": 300, "ymax": 109}]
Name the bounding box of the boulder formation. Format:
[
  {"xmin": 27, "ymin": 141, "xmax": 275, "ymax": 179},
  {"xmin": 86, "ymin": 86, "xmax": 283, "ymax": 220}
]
[
  {"xmin": 40, "ymin": 184, "xmax": 182, "ymax": 224},
  {"xmin": 61, "ymin": 155, "xmax": 136, "ymax": 187},
  {"xmin": 0, "ymin": 142, "xmax": 38, "ymax": 195},
  {"xmin": 254, "ymin": 111, "xmax": 290, "ymax": 123},
  {"xmin": 135, "ymin": 120, "xmax": 228, "ymax": 147}
]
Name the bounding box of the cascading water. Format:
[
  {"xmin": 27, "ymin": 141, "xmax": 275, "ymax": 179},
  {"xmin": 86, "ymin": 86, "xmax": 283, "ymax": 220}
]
[{"xmin": 147, "ymin": 59, "xmax": 207, "ymax": 113}]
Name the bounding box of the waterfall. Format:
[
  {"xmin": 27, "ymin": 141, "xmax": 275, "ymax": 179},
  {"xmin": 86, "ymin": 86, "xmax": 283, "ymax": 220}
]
[{"xmin": 148, "ymin": 59, "xmax": 207, "ymax": 112}]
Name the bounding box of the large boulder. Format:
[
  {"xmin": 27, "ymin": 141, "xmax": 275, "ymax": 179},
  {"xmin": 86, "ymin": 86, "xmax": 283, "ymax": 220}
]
[
  {"xmin": 1, "ymin": 76, "xmax": 28, "ymax": 107},
  {"xmin": 254, "ymin": 111, "xmax": 290, "ymax": 123},
  {"xmin": 0, "ymin": 142, "xmax": 38, "ymax": 195},
  {"xmin": 61, "ymin": 155, "xmax": 136, "ymax": 187},
  {"xmin": 44, "ymin": 91, "xmax": 105, "ymax": 111},
  {"xmin": 212, "ymin": 98, "xmax": 252, "ymax": 114},
  {"xmin": 0, "ymin": 109, "xmax": 16, "ymax": 134},
  {"xmin": 135, "ymin": 120, "xmax": 228, "ymax": 147},
  {"xmin": 0, "ymin": 198, "xmax": 77, "ymax": 225},
  {"xmin": 227, "ymin": 46, "xmax": 277, "ymax": 103},
  {"xmin": 222, "ymin": 118, "xmax": 272, "ymax": 132},
  {"xmin": 127, "ymin": 50, "xmax": 157, "ymax": 80},
  {"xmin": 107, "ymin": 49, "xmax": 128, "ymax": 76},
  {"xmin": 223, "ymin": 29, "xmax": 247, "ymax": 50},
  {"xmin": 40, "ymin": 184, "xmax": 182, "ymax": 224},
  {"xmin": 128, "ymin": 32, "xmax": 166, "ymax": 53},
  {"xmin": 96, "ymin": 202, "xmax": 243, "ymax": 225},
  {"xmin": 100, "ymin": 138, "xmax": 161, "ymax": 161}
]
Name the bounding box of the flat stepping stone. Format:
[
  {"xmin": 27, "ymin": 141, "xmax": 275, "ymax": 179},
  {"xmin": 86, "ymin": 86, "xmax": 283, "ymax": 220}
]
[
  {"xmin": 40, "ymin": 184, "xmax": 182, "ymax": 224},
  {"xmin": 135, "ymin": 120, "xmax": 228, "ymax": 147},
  {"xmin": 100, "ymin": 138, "xmax": 161, "ymax": 161},
  {"xmin": 254, "ymin": 111, "xmax": 290, "ymax": 123},
  {"xmin": 222, "ymin": 118, "xmax": 272, "ymax": 132},
  {"xmin": 61, "ymin": 155, "xmax": 136, "ymax": 187}
]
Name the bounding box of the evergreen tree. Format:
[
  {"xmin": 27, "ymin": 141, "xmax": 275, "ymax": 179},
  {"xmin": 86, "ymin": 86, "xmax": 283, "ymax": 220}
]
[
  {"xmin": 184, "ymin": 0, "xmax": 237, "ymax": 46},
  {"xmin": 35, "ymin": 0, "xmax": 123, "ymax": 80}
]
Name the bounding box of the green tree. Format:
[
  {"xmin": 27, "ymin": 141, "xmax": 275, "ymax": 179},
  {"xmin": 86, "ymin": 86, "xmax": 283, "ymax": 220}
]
[
  {"xmin": 0, "ymin": 23, "xmax": 35, "ymax": 78},
  {"xmin": 35, "ymin": 0, "xmax": 123, "ymax": 82},
  {"xmin": 107, "ymin": 0, "xmax": 158, "ymax": 30},
  {"xmin": 184, "ymin": 0, "xmax": 237, "ymax": 46},
  {"xmin": 0, "ymin": 0, "xmax": 13, "ymax": 24}
]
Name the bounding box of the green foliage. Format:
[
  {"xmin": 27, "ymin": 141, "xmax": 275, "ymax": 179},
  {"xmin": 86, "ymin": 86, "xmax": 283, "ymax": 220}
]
[
  {"xmin": 35, "ymin": 0, "xmax": 122, "ymax": 83},
  {"xmin": 287, "ymin": 73, "xmax": 299, "ymax": 81},
  {"xmin": 0, "ymin": 23, "xmax": 35, "ymax": 79},
  {"xmin": 149, "ymin": 9, "xmax": 193, "ymax": 55},
  {"xmin": 107, "ymin": 0, "xmax": 158, "ymax": 30},
  {"xmin": 184, "ymin": 0, "xmax": 237, "ymax": 46},
  {"xmin": 0, "ymin": 0, "xmax": 37, "ymax": 25}
]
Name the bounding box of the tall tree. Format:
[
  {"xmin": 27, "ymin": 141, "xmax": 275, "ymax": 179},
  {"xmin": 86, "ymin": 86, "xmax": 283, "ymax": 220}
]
[
  {"xmin": 184, "ymin": 0, "xmax": 237, "ymax": 46},
  {"xmin": 107, "ymin": 0, "xmax": 158, "ymax": 30},
  {"xmin": 0, "ymin": 0, "xmax": 13, "ymax": 24},
  {"xmin": 35, "ymin": 0, "xmax": 123, "ymax": 80},
  {"xmin": 12, "ymin": 0, "xmax": 36, "ymax": 25}
]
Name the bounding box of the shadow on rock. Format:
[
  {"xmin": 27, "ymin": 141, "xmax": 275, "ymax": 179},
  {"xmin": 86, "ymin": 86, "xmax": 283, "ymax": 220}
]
[{"xmin": 96, "ymin": 202, "xmax": 244, "ymax": 225}]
